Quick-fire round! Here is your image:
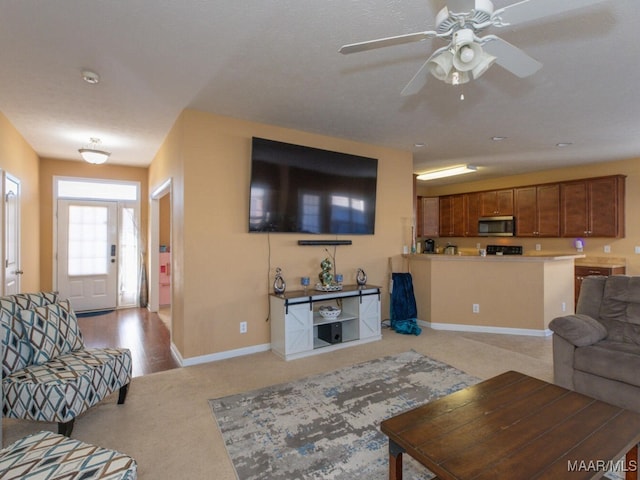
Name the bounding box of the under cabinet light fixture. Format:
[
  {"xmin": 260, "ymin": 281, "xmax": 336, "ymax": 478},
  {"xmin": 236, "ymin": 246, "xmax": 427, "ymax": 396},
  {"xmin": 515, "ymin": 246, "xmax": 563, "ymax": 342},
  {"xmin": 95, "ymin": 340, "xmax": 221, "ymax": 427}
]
[{"xmin": 416, "ymin": 164, "xmax": 477, "ymax": 181}]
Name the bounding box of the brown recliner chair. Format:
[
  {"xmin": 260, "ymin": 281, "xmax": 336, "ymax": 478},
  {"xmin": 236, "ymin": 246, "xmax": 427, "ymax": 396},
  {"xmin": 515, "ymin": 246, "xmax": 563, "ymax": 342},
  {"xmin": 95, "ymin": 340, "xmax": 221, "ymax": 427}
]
[{"xmin": 549, "ymin": 275, "xmax": 640, "ymax": 413}]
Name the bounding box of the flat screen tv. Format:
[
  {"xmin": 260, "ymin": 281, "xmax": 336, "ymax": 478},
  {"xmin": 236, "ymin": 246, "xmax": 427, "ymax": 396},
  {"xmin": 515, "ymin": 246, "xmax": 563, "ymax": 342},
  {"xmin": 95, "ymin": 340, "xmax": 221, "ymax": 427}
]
[{"xmin": 249, "ymin": 137, "xmax": 378, "ymax": 234}]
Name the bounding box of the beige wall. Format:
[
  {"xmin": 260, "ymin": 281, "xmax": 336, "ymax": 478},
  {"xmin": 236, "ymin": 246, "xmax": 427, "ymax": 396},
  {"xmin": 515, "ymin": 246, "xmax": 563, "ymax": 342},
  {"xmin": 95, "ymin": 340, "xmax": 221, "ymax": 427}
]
[
  {"xmin": 38, "ymin": 158, "xmax": 149, "ymax": 291},
  {"xmin": 150, "ymin": 109, "xmax": 414, "ymax": 360},
  {"xmin": 0, "ymin": 113, "xmax": 40, "ymax": 292},
  {"xmin": 417, "ymin": 158, "xmax": 640, "ymax": 275}
]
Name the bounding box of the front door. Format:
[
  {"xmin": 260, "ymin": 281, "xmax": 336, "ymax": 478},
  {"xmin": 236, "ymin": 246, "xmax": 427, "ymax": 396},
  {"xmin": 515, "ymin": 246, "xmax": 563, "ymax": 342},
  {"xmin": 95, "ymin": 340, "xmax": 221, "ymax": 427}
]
[
  {"xmin": 57, "ymin": 199, "xmax": 118, "ymax": 311},
  {"xmin": 4, "ymin": 175, "xmax": 21, "ymax": 295}
]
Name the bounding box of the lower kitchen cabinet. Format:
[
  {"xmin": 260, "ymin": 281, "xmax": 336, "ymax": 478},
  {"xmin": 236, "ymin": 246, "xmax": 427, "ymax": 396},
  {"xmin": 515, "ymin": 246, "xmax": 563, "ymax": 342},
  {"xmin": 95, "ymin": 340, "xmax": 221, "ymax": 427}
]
[{"xmin": 574, "ymin": 264, "xmax": 626, "ymax": 306}]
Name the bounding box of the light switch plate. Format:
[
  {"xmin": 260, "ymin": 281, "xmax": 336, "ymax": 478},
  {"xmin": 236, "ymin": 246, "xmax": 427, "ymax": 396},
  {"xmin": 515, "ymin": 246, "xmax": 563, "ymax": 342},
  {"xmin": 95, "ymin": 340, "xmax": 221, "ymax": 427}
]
[
  {"xmin": 635, "ymin": 246, "xmax": 640, "ymax": 254},
  {"xmin": 604, "ymin": 245, "xmax": 611, "ymax": 253}
]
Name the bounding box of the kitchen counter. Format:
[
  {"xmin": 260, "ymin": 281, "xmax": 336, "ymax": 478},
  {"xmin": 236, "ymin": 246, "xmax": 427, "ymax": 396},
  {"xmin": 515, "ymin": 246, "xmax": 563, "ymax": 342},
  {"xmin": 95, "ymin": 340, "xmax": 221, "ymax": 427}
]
[
  {"xmin": 406, "ymin": 253, "xmax": 584, "ymax": 262},
  {"xmin": 574, "ymin": 256, "xmax": 626, "ymax": 268},
  {"xmin": 405, "ymin": 253, "xmax": 581, "ymax": 335}
]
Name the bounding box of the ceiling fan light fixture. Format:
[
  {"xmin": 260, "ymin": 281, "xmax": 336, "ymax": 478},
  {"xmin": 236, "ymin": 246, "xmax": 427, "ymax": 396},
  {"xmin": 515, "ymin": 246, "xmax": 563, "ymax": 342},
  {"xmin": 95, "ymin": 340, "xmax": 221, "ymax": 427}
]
[
  {"xmin": 471, "ymin": 52, "xmax": 497, "ymax": 79},
  {"xmin": 416, "ymin": 165, "xmax": 478, "ymax": 181},
  {"xmin": 428, "ymin": 50, "xmax": 454, "ymax": 81},
  {"xmin": 78, "ymin": 138, "xmax": 110, "ymax": 164},
  {"xmin": 448, "ymin": 70, "xmax": 470, "ymax": 85}
]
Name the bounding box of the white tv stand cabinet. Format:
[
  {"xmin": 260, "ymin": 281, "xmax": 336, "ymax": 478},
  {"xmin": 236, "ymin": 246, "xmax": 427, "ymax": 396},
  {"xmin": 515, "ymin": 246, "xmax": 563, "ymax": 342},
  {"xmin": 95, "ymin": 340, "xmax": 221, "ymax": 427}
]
[{"xmin": 270, "ymin": 285, "xmax": 381, "ymax": 361}]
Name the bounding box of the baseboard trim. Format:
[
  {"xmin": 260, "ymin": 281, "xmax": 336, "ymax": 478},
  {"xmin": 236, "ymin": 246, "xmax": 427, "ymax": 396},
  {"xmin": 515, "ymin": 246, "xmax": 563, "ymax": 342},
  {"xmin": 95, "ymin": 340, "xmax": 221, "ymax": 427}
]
[
  {"xmin": 171, "ymin": 342, "xmax": 272, "ymax": 367},
  {"xmin": 417, "ymin": 320, "xmax": 552, "ymax": 337}
]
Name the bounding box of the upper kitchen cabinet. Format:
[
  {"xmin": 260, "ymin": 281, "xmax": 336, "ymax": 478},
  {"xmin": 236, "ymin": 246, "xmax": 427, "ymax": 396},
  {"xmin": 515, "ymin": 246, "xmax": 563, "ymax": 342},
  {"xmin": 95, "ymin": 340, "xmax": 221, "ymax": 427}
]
[
  {"xmin": 417, "ymin": 196, "xmax": 439, "ymax": 237},
  {"xmin": 464, "ymin": 192, "xmax": 481, "ymax": 237},
  {"xmin": 514, "ymin": 184, "xmax": 560, "ymax": 237},
  {"xmin": 439, "ymin": 194, "xmax": 465, "ymax": 237},
  {"xmin": 560, "ymin": 175, "xmax": 625, "ymax": 238},
  {"xmin": 480, "ymin": 189, "xmax": 514, "ymax": 216}
]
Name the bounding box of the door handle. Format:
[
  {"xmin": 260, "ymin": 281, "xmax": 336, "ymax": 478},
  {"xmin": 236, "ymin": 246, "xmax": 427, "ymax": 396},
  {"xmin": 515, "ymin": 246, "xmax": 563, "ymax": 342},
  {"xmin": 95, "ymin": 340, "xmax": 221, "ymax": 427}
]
[{"xmin": 15, "ymin": 270, "xmax": 23, "ymax": 275}]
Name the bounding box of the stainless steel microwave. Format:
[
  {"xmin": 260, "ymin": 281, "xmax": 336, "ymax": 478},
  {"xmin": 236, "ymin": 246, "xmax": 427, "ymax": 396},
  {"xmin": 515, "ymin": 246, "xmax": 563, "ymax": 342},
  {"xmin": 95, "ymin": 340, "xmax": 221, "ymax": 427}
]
[{"xmin": 478, "ymin": 216, "xmax": 515, "ymax": 237}]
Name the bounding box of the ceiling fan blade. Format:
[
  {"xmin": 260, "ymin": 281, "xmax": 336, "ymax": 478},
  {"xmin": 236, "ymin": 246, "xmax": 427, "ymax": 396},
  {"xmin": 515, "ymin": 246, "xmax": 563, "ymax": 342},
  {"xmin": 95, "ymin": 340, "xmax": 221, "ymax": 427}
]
[
  {"xmin": 339, "ymin": 31, "xmax": 436, "ymax": 54},
  {"xmin": 495, "ymin": 0, "xmax": 607, "ymax": 26},
  {"xmin": 481, "ymin": 35, "xmax": 542, "ymax": 77},
  {"xmin": 401, "ymin": 47, "xmax": 448, "ymax": 96},
  {"xmin": 445, "ymin": 0, "xmax": 477, "ymax": 13}
]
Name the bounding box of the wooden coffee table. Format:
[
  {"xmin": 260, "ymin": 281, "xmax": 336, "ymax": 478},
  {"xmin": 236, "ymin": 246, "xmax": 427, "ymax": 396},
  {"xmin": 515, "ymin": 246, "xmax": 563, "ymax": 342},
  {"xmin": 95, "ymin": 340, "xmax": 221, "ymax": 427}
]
[{"xmin": 381, "ymin": 371, "xmax": 640, "ymax": 479}]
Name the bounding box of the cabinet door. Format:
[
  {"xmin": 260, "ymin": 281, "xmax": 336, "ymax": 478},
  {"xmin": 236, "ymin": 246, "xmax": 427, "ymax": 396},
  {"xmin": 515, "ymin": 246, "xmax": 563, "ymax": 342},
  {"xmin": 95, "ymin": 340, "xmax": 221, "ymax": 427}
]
[
  {"xmin": 464, "ymin": 192, "xmax": 481, "ymax": 236},
  {"xmin": 418, "ymin": 197, "xmax": 439, "ymax": 237},
  {"xmin": 589, "ymin": 176, "xmax": 624, "ymax": 237},
  {"xmin": 284, "ymin": 303, "xmax": 313, "ymax": 354},
  {"xmin": 451, "ymin": 195, "xmax": 465, "ymax": 236},
  {"xmin": 561, "ymin": 181, "xmax": 589, "ymax": 237},
  {"xmin": 514, "ymin": 186, "xmax": 537, "ymax": 236},
  {"xmin": 359, "ymin": 294, "xmax": 381, "ymax": 339},
  {"xmin": 536, "ymin": 183, "xmax": 560, "ymax": 237},
  {"xmin": 439, "ymin": 196, "xmax": 453, "ymax": 237}
]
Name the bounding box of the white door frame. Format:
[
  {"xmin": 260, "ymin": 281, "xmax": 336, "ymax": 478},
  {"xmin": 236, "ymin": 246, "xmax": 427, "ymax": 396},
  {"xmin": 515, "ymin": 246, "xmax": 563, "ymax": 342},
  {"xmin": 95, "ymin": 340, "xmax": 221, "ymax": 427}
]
[
  {"xmin": 3, "ymin": 172, "xmax": 19, "ymax": 296},
  {"xmin": 53, "ymin": 176, "xmax": 141, "ymax": 309},
  {"xmin": 149, "ymin": 178, "xmax": 172, "ymax": 313}
]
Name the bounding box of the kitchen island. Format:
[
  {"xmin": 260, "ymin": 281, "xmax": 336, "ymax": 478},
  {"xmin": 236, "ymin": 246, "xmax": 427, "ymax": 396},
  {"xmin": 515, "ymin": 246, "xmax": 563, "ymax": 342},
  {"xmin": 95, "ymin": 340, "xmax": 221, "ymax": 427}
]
[{"xmin": 405, "ymin": 253, "xmax": 584, "ymax": 335}]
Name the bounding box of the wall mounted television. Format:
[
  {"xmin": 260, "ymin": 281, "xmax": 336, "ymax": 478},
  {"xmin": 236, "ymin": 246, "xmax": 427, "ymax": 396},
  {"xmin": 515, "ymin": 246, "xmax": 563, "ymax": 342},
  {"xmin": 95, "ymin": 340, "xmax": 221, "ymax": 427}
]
[{"xmin": 249, "ymin": 137, "xmax": 378, "ymax": 234}]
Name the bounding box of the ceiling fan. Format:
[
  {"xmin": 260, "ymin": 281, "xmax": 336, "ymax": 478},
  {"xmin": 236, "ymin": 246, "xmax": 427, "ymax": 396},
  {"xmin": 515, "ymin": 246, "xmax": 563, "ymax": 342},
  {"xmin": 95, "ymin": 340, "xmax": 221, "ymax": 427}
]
[{"xmin": 339, "ymin": 0, "xmax": 607, "ymax": 95}]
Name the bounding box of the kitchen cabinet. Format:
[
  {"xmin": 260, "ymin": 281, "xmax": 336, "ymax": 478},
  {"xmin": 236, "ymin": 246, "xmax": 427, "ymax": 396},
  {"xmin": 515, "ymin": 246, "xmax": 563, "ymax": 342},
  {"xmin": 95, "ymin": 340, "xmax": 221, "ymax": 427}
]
[
  {"xmin": 439, "ymin": 194, "xmax": 465, "ymax": 237},
  {"xmin": 417, "ymin": 196, "xmax": 439, "ymax": 237},
  {"xmin": 574, "ymin": 264, "xmax": 626, "ymax": 306},
  {"xmin": 561, "ymin": 175, "xmax": 625, "ymax": 238},
  {"xmin": 514, "ymin": 184, "xmax": 560, "ymax": 237},
  {"xmin": 270, "ymin": 285, "xmax": 381, "ymax": 361},
  {"xmin": 480, "ymin": 189, "xmax": 513, "ymax": 216},
  {"xmin": 464, "ymin": 192, "xmax": 481, "ymax": 236}
]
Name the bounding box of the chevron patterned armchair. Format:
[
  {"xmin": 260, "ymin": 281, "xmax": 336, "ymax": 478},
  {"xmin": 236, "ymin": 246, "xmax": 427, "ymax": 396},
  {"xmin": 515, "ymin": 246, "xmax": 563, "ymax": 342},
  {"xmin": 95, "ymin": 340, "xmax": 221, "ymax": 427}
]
[{"xmin": 1, "ymin": 292, "xmax": 132, "ymax": 436}]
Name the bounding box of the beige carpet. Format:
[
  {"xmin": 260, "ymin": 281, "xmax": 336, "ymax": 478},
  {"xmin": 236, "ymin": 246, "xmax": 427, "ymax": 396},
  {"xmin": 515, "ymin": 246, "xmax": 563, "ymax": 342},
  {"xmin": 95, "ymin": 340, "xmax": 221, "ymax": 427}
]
[{"xmin": 2, "ymin": 327, "xmax": 553, "ymax": 479}]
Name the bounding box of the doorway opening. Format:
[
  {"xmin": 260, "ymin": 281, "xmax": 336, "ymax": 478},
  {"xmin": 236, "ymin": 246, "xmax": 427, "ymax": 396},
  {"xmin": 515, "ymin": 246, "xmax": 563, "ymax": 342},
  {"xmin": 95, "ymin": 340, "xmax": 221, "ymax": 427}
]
[
  {"xmin": 149, "ymin": 178, "xmax": 172, "ymax": 333},
  {"xmin": 54, "ymin": 177, "xmax": 141, "ymax": 312}
]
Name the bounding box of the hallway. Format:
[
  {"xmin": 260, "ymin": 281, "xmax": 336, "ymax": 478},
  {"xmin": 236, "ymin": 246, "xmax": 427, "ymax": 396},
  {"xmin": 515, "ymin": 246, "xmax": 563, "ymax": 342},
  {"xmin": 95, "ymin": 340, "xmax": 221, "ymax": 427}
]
[{"xmin": 77, "ymin": 308, "xmax": 180, "ymax": 377}]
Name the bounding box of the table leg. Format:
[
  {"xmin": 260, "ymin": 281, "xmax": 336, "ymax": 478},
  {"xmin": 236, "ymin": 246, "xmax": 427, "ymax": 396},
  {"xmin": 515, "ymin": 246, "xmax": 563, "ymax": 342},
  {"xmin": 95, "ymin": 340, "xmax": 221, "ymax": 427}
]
[
  {"xmin": 389, "ymin": 440, "xmax": 405, "ymax": 480},
  {"xmin": 626, "ymin": 443, "xmax": 638, "ymax": 480}
]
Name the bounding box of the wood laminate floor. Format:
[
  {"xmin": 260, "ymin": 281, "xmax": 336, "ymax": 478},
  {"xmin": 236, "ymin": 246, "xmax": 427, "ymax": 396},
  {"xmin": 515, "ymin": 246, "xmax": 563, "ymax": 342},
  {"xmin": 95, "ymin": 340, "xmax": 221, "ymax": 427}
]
[{"xmin": 77, "ymin": 308, "xmax": 179, "ymax": 377}]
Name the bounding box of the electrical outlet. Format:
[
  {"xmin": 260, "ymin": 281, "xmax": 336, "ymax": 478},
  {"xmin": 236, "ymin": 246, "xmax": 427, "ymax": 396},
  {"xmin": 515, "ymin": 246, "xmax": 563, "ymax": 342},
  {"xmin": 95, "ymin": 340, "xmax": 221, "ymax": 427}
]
[
  {"xmin": 604, "ymin": 245, "xmax": 611, "ymax": 253},
  {"xmin": 476, "ymin": 243, "xmax": 481, "ymax": 249},
  {"xmin": 240, "ymin": 321, "xmax": 247, "ymax": 334},
  {"xmin": 535, "ymin": 244, "xmax": 541, "ymax": 251},
  {"xmin": 472, "ymin": 304, "xmax": 480, "ymax": 314},
  {"xmin": 635, "ymin": 246, "xmax": 640, "ymax": 254},
  {"xmin": 562, "ymin": 302, "xmax": 567, "ymax": 312}
]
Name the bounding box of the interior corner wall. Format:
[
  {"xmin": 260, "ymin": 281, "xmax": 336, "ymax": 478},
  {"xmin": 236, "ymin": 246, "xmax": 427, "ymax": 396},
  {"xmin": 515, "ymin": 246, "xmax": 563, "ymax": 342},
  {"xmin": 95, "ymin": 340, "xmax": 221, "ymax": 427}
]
[
  {"xmin": 148, "ymin": 113, "xmax": 186, "ymax": 355},
  {"xmin": 0, "ymin": 112, "xmax": 40, "ymax": 292},
  {"xmin": 38, "ymin": 158, "xmax": 149, "ymax": 292},
  {"xmin": 150, "ymin": 109, "xmax": 414, "ymax": 361}
]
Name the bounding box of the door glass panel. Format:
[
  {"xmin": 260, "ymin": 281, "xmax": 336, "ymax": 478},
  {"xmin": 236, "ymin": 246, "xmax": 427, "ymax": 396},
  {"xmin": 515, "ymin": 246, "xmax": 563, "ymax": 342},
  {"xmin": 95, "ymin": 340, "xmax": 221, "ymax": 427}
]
[
  {"xmin": 67, "ymin": 205, "xmax": 109, "ymax": 276},
  {"xmin": 119, "ymin": 207, "xmax": 139, "ymax": 306}
]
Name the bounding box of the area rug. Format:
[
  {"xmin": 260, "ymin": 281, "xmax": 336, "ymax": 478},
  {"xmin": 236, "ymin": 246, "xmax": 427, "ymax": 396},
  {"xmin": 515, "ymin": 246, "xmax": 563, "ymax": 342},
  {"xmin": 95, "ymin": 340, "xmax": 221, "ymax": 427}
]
[{"xmin": 209, "ymin": 350, "xmax": 479, "ymax": 480}]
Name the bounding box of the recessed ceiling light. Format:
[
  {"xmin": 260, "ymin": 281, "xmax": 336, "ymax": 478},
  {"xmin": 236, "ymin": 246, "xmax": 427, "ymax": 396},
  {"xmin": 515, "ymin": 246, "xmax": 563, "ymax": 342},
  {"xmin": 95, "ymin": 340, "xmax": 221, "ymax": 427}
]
[
  {"xmin": 81, "ymin": 70, "xmax": 100, "ymax": 85},
  {"xmin": 414, "ymin": 143, "xmax": 426, "ymax": 148},
  {"xmin": 491, "ymin": 136, "xmax": 507, "ymax": 141},
  {"xmin": 556, "ymin": 142, "xmax": 573, "ymax": 147}
]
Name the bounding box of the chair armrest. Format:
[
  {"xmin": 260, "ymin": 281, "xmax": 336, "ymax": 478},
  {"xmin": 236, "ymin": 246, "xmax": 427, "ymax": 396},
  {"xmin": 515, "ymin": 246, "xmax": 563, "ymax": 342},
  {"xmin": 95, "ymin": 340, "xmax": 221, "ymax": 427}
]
[{"xmin": 549, "ymin": 314, "xmax": 608, "ymax": 347}]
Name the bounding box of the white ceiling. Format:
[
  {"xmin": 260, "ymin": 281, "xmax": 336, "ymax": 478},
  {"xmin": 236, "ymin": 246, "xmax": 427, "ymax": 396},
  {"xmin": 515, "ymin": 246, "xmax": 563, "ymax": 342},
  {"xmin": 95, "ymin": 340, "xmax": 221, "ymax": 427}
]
[{"xmin": 0, "ymin": 0, "xmax": 637, "ymax": 186}]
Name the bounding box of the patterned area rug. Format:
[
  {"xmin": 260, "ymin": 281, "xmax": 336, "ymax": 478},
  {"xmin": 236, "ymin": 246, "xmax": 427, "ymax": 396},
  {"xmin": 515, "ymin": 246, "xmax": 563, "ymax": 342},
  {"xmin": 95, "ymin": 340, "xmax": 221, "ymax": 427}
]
[{"xmin": 209, "ymin": 351, "xmax": 479, "ymax": 480}]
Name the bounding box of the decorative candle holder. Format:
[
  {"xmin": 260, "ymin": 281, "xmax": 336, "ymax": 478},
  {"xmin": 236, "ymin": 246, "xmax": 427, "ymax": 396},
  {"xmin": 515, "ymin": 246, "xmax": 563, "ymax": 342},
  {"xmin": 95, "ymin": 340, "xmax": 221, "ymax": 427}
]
[{"xmin": 301, "ymin": 276, "xmax": 310, "ymax": 292}]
